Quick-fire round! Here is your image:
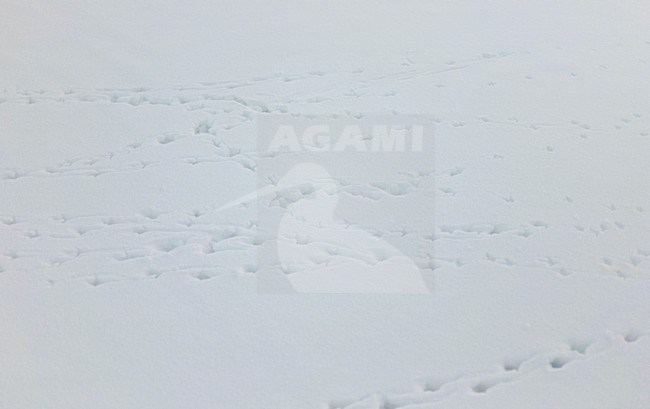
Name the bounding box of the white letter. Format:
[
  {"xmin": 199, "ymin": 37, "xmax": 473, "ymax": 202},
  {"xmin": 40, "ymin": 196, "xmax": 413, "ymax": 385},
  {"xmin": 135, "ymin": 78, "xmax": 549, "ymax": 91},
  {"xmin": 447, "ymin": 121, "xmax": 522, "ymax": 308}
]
[
  {"xmin": 370, "ymin": 125, "xmax": 405, "ymax": 152},
  {"xmin": 268, "ymin": 125, "xmax": 300, "ymax": 152},
  {"xmin": 333, "ymin": 125, "xmax": 367, "ymax": 151},
  {"xmin": 302, "ymin": 125, "xmax": 331, "ymax": 151},
  {"xmin": 411, "ymin": 125, "xmax": 423, "ymax": 152}
]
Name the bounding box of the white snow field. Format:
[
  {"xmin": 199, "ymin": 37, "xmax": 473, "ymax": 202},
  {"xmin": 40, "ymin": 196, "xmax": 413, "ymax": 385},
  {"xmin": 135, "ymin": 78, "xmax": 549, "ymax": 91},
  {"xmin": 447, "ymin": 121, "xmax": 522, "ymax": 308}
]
[{"xmin": 1, "ymin": 1, "xmax": 650, "ymax": 408}]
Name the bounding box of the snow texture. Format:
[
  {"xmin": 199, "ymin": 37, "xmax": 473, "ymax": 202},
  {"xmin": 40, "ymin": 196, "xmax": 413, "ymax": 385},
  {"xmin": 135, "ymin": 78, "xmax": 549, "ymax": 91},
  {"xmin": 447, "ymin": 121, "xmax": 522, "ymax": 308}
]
[{"xmin": 1, "ymin": 1, "xmax": 649, "ymax": 408}]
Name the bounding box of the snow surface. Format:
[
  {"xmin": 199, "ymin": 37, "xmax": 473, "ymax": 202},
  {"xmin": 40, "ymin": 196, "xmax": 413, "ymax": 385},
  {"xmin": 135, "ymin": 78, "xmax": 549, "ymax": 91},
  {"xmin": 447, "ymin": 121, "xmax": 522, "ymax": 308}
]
[{"xmin": 1, "ymin": 1, "xmax": 650, "ymax": 408}]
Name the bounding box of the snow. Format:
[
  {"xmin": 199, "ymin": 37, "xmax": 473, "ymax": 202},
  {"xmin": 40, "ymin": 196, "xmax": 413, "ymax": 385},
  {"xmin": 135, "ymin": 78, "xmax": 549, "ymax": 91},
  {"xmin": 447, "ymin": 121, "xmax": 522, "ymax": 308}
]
[{"xmin": 1, "ymin": 1, "xmax": 649, "ymax": 408}]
